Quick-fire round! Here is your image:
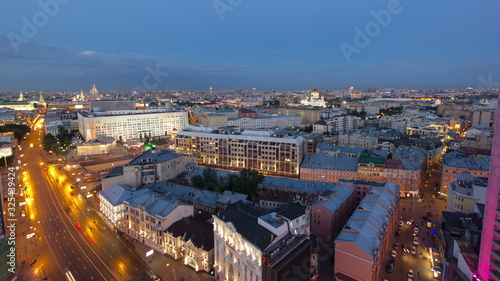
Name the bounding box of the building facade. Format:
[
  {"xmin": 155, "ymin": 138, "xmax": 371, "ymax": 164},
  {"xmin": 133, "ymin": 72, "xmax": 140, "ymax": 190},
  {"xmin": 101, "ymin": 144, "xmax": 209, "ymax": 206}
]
[
  {"xmin": 175, "ymin": 127, "xmax": 307, "ymax": 178},
  {"xmin": 78, "ymin": 108, "xmax": 189, "ymax": 141}
]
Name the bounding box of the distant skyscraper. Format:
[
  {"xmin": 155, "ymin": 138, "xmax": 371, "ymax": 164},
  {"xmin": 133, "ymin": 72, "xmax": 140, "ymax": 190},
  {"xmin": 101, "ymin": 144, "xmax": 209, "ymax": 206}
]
[
  {"xmin": 90, "ymin": 84, "xmax": 99, "ymax": 97},
  {"xmin": 478, "ymin": 88, "xmax": 500, "ymax": 280},
  {"xmin": 209, "ymin": 87, "xmax": 213, "ymax": 95},
  {"xmin": 17, "ymin": 91, "xmax": 24, "ymax": 101}
]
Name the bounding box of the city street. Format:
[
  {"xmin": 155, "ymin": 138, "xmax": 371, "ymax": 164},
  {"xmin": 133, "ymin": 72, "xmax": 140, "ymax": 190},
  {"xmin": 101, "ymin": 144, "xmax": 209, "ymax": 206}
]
[
  {"xmin": 13, "ymin": 121, "xmax": 149, "ymax": 280},
  {"xmin": 380, "ymin": 165, "xmax": 446, "ymax": 281}
]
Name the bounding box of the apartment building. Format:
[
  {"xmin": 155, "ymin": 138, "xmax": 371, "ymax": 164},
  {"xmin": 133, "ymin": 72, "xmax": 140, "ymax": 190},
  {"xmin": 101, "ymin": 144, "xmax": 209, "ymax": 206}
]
[
  {"xmin": 334, "ymin": 187, "xmax": 398, "ymax": 281},
  {"xmin": 328, "ymin": 116, "xmax": 364, "ymax": 134},
  {"xmin": 98, "ymin": 184, "xmax": 147, "ymax": 226},
  {"xmin": 338, "ymin": 131, "xmax": 378, "ymax": 149},
  {"xmin": 310, "ymin": 186, "xmax": 356, "ymax": 242},
  {"xmin": 262, "ymin": 107, "xmax": 321, "ymax": 123},
  {"xmin": 77, "ymin": 108, "xmax": 188, "ymax": 141},
  {"xmin": 228, "ymin": 115, "xmax": 302, "ymax": 130},
  {"xmin": 175, "ymin": 126, "xmax": 307, "ymax": 178},
  {"xmin": 300, "ymin": 154, "xmax": 358, "ymax": 183},
  {"xmin": 199, "ymin": 113, "xmax": 229, "ymax": 127}
]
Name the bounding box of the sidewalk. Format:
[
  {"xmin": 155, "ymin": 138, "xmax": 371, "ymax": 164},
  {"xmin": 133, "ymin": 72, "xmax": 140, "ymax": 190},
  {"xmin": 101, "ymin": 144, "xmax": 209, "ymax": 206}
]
[{"xmin": 132, "ymin": 242, "xmax": 214, "ymax": 281}]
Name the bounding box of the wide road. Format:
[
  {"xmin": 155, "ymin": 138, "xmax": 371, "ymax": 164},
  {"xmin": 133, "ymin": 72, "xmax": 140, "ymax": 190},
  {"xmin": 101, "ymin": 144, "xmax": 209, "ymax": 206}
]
[{"xmin": 17, "ymin": 120, "xmax": 149, "ymax": 280}]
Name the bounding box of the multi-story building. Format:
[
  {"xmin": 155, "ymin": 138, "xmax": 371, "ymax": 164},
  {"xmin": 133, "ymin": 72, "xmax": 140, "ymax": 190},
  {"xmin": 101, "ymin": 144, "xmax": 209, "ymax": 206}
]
[
  {"xmin": 213, "ymin": 201, "xmax": 309, "ymax": 281},
  {"xmin": 101, "ymin": 148, "xmax": 196, "ymax": 189},
  {"xmin": 328, "ymin": 116, "xmax": 364, "ymax": 134},
  {"xmin": 379, "ymin": 116, "xmax": 407, "ymax": 133},
  {"xmin": 175, "ymin": 126, "xmax": 307, "ymax": 178},
  {"xmin": 472, "ymin": 110, "xmax": 495, "ymax": 130},
  {"xmin": 334, "ymin": 187, "xmax": 398, "ymax": 281},
  {"xmin": 98, "ymin": 184, "xmax": 147, "ymax": 226},
  {"xmin": 262, "ymin": 107, "xmax": 321, "ymax": 123},
  {"xmin": 338, "ymin": 131, "xmax": 378, "ymax": 149},
  {"xmin": 310, "ymin": 186, "xmax": 356, "ymax": 242},
  {"xmin": 383, "ymin": 159, "xmax": 422, "ymax": 198},
  {"xmin": 441, "ymin": 151, "xmax": 490, "ymax": 194},
  {"xmin": 300, "ymin": 154, "xmax": 359, "ymax": 183},
  {"xmin": 164, "ymin": 216, "xmax": 214, "ymax": 272},
  {"xmin": 123, "ymin": 191, "xmax": 194, "ymax": 251},
  {"xmin": 447, "ymin": 172, "xmax": 488, "ymax": 213},
  {"xmin": 227, "ymin": 115, "xmax": 302, "ymax": 130},
  {"xmin": 357, "ymin": 152, "xmax": 385, "ymax": 182},
  {"xmin": 478, "ymin": 94, "xmax": 500, "ymax": 280},
  {"xmin": 78, "ymin": 107, "xmax": 188, "ymax": 141},
  {"xmin": 198, "ymin": 113, "xmax": 229, "ymax": 127}
]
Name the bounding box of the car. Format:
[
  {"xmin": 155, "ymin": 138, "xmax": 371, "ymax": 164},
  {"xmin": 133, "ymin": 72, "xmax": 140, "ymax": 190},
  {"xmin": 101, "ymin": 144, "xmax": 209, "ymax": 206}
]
[
  {"xmin": 393, "ymin": 243, "xmax": 400, "ymax": 250},
  {"xmin": 385, "ymin": 264, "xmax": 394, "ymax": 273},
  {"xmin": 411, "ymin": 247, "xmax": 417, "ymax": 255},
  {"xmin": 389, "ymin": 257, "xmax": 396, "ymax": 265},
  {"xmin": 413, "ymin": 237, "xmax": 419, "ymax": 245},
  {"xmin": 73, "ymin": 221, "xmax": 83, "ymax": 231},
  {"xmin": 391, "ymin": 250, "xmax": 397, "ymax": 258},
  {"xmin": 414, "ymin": 227, "xmax": 419, "ymax": 234},
  {"xmin": 399, "ymin": 220, "xmax": 404, "ymax": 227},
  {"xmin": 408, "ymin": 269, "xmax": 414, "ymax": 279},
  {"xmin": 395, "ymin": 228, "xmax": 402, "ymax": 237},
  {"xmin": 406, "ymin": 220, "xmax": 414, "ymax": 225}
]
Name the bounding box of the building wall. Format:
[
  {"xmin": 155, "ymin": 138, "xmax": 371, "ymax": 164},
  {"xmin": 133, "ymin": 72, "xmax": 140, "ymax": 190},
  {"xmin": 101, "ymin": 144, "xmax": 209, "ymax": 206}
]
[
  {"xmin": 213, "ymin": 217, "xmax": 263, "ymax": 281},
  {"xmin": 78, "ymin": 110, "xmax": 189, "ymax": 141},
  {"xmin": 334, "ymin": 243, "xmax": 375, "ymax": 281},
  {"xmin": 175, "ymin": 131, "xmax": 306, "ymax": 178}
]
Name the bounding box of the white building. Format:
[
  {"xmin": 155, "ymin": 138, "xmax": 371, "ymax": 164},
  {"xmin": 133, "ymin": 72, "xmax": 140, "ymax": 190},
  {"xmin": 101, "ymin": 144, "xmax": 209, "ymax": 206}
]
[
  {"xmin": 213, "ymin": 201, "xmax": 309, "ymax": 281},
  {"xmin": 227, "ymin": 115, "xmax": 302, "ymax": 130},
  {"xmin": 447, "ymin": 171, "xmax": 488, "ymax": 213},
  {"xmin": 77, "ymin": 108, "xmax": 189, "ymax": 141},
  {"xmin": 98, "ymin": 184, "xmax": 147, "ymax": 226},
  {"xmin": 123, "ymin": 192, "xmax": 194, "ymax": 252}
]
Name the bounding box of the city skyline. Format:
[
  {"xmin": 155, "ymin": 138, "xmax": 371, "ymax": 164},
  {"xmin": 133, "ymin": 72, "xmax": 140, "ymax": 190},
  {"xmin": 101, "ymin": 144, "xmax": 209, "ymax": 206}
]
[{"xmin": 1, "ymin": 1, "xmax": 499, "ymax": 91}]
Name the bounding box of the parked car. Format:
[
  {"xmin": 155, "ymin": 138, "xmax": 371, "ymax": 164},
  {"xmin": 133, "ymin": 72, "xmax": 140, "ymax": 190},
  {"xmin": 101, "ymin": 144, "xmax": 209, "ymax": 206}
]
[
  {"xmin": 391, "ymin": 250, "xmax": 397, "ymax": 258},
  {"xmin": 393, "ymin": 243, "xmax": 400, "ymax": 250},
  {"xmin": 411, "ymin": 247, "xmax": 417, "ymax": 255},
  {"xmin": 413, "ymin": 237, "xmax": 419, "ymax": 245},
  {"xmin": 408, "ymin": 269, "xmax": 414, "ymax": 279},
  {"xmin": 386, "ymin": 264, "xmax": 394, "ymax": 273},
  {"xmin": 399, "ymin": 220, "xmax": 404, "ymax": 227}
]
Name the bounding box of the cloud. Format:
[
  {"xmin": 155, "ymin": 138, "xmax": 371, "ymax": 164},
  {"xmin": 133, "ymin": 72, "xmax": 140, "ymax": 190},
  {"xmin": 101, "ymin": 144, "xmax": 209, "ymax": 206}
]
[{"xmin": 0, "ymin": 35, "xmax": 251, "ymax": 91}]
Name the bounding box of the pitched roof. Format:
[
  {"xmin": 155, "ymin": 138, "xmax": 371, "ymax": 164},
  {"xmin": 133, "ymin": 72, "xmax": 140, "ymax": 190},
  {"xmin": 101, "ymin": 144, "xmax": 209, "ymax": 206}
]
[
  {"xmin": 165, "ymin": 216, "xmax": 214, "ymax": 250},
  {"xmin": 216, "ymin": 201, "xmax": 274, "ymax": 251}
]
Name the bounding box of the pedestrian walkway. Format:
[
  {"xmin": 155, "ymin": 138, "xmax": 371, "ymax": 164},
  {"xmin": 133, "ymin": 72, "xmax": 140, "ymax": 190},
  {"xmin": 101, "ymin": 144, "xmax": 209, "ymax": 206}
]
[{"xmin": 132, "ymin": 242, "xmax": 214, "ymax": 281}]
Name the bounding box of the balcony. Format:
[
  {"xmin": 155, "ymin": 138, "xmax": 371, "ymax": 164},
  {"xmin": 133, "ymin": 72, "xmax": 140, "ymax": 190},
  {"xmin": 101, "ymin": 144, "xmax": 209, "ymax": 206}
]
[
  {"xmin": 496, "ymin": 231, "xmax": 500, "ymax": 240},
  {"xmin": 497, "ymin": 209, "xmax": 500, "ymax": 217},
  {"xmin": 495, "ymin": 220, "xmax": 500, "ymax": 228},
  {"xmin": 494, "ymin": 239, "xmax": 500, "ymax": 250}
]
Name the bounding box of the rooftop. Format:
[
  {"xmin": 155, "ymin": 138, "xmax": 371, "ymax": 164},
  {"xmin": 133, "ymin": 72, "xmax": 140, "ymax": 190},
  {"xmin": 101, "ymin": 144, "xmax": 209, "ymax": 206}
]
[
  {"xmin": 126, "ymin": 148, "xmax": 184, "ymax": 166},
  {"xmin": 216, "ymin": 201, "xmax": 274, "ymax": 250},
  {"xmin": 300, "ymin": 154, "xmax": 359, "ymax": 171}
]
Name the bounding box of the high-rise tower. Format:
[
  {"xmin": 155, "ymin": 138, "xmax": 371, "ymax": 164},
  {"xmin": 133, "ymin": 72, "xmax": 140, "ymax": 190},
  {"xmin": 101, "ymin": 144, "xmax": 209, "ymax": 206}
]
[{"xmin": 478, "ymin": 87, "xmax": 500, "ymax": 280}]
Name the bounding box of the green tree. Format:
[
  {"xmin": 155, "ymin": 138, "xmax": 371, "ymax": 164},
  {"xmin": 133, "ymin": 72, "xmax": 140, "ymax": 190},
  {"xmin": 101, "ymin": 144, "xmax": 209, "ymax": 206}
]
[
  {"xmin": 42, "ymin": 134, "xmax": 59, "ymax": 153},
  {"xmin": 235, "ymin": 169, "xmax": 264, "ymax": 203}
]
